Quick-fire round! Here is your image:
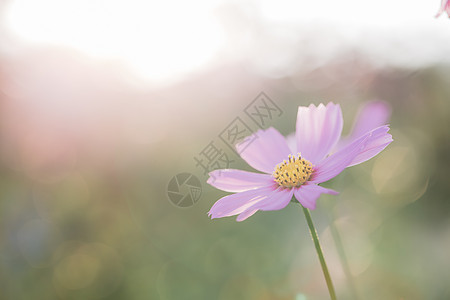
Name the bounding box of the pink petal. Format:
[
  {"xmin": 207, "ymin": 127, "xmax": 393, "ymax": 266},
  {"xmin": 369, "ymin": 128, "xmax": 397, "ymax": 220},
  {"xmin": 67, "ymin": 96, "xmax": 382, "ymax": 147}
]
[
  {"xmin": 311, "ymin": 125, "xmax": 392, "ymax": 184},
  {"xmin": 294, "ymin": 184, "xmax": 339, "ymax": 210},
  {"xmin": 349, "ymin": 100, "xmax": 391, "ymax": 142},
  {"xmin": 208, "ymin": 186, "xmax": 275, "ymax": 219},
  {"xmin": 335, "ymin": 100, "xmax": 391, "ymax": 152},
  {"xmin": 347, "ymin": 127, "xmax": 393, "ymax": 167},
  {"xmin": 236, "ymin": 188, "xmax": 293, "ymax": 221},
  {"xmin": 436, "ymin": 0, "xmax": 450, "ymax": 17},
  {"xmin": 236, "ymin": 209, "xmax": 258, "ymax": 222},
  {"xmin": 296, "ymin": 103, "xmax": 343, "ymax": 164},
  {"xmin": 253, "ymin": 188, "xmax": 294, "ymax": 211},
  {"xmin": 236, "ymin": 127, "xmax": 291, "ymax": 174},
  {"xmin": 207, "ymin": 169, "xmax": 274, "ymax": 192}
]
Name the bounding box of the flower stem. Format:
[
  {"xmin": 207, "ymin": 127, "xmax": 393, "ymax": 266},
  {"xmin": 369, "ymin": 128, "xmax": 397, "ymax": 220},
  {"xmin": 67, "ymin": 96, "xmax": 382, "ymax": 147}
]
[{"xmin": 302, "ymin": 206, "xmax": 337, "ymax": 300}]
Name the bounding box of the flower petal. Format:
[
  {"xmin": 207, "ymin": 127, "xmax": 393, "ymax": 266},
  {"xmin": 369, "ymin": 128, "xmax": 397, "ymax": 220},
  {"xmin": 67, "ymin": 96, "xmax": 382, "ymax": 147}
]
[
  {"xmin": 236, "ymin": 209, "xmax": 258, "ymax": 222},
  {"xmin": 254, "ymin": 188, "xmax": 294, "ymax": 211},
  {"xmin": 311, "ymin": 125, "xmax": 392, "ymax": 183},
  {"xmin": 436, "ymin": 0, "xmax": 450, "ymax": 17},
  {"xmin": 349, "ymin": 101, "xmax": 391, "ymax": 141},
  {"xmin": 236, "ymin": 188, "xmax": 294, "ymax": 221},
  {"xmin": 347, "ymin": 127, "xmax": 393, "ymax": 167},
  {"xmin": 236, "ymin": 127, "xmax": 291, "ymax": 174},
  {"xmin": 208, "ymin": 186, "xmax": 275, "ymax": 219},
  {"xmin": 336, "ymin": 100, "xmax": 391, "ymax": 151},
  {"xmin": 294, "ymin": 184, "xmax": 339, "ymax": 210},
  {"xmin": 296, "ymin": 103, "xmax": 343, "ymax": 164},
  {"xmin": 207, "ymin": 169, "xmax": 274, "ymax": 192}
]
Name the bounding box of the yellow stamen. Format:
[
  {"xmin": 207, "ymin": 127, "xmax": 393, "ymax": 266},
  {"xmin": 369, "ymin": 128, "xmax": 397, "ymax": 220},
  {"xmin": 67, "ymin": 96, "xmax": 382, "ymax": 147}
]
[{"xmin": 273, "ymin": 154, "xmax": 313, "ymax": 188}]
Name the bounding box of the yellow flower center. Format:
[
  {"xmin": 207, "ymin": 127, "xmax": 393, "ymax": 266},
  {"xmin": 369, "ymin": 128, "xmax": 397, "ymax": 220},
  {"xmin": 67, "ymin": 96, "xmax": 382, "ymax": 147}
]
[{"xmin": 273, "ymin": 154, "xmax": 313, "ymax": 188}]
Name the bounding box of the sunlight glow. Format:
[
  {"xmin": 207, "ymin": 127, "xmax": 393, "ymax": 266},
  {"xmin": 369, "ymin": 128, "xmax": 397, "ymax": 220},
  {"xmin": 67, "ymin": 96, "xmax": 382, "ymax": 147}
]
[
  {"xmin": 4, "ymin": 0, "xmax": 450, "ymax": 84},
  {"xmin": 5, "ymin": 0, "xmax": 224, "ymax": 85}
]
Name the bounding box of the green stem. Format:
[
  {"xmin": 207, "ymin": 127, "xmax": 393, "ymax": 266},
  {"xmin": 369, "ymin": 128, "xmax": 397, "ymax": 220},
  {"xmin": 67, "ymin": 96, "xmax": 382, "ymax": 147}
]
[{"xmin": 302, "ymin": 206, "xmax": 337, "ymax": 300}]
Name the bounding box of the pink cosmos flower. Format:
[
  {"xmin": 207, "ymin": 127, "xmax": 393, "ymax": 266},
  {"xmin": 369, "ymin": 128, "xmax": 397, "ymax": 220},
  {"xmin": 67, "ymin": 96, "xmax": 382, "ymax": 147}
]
[
  {"xmin": 436, "ymin": 0, "xmax": 450, "ymax": 18},
  {"xmin": 207, "ymin": 102, "xmax": 393, "ymax": 221}
]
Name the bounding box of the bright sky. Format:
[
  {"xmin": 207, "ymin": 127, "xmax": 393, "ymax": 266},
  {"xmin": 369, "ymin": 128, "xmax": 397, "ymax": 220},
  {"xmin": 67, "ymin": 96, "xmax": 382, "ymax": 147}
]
[{"xmin": 3, "ymin": 0, "xmax": 450, "ymax": 85}]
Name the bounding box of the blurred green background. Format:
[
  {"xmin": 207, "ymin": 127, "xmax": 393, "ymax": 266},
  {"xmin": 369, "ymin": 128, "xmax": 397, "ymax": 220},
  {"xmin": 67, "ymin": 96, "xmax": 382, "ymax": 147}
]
[{"xmin": 1, "ymin": 0, "xmax": 450, "ymax": 299}]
